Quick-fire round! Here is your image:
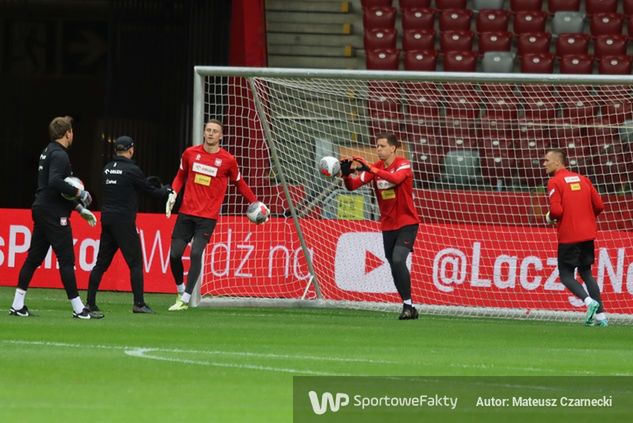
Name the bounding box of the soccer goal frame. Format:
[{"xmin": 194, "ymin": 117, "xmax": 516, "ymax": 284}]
[{"xmin": 190, "ymin": 66, "xmax": 633, "ymax": 324}]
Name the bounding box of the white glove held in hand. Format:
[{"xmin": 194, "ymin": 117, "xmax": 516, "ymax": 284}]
[
  {"xmin": 166, "ymin": 190, "xmax": 177, "ymax": 218},
  {"xmin": 77, "ymin": 206, "xmax": 97, "ymax": 227},
  {"xmin": 545, "ymin": 212, "xmax": 556, "ymax": 225}
]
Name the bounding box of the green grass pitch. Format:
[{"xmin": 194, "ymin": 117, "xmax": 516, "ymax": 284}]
[{"xmin": 0, "ymin": 286, "xmax": 631, "ymax": 422}]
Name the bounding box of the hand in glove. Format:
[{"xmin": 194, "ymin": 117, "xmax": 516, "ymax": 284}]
[
  {"xmin": 76, "ymin": 205, "xmax": 97, "ymax": 227},
  {"xmin": 165, "ymin": 190, "xmax": 177, "ymax": 218},
  {"xmin": 545, "ymin": 211, "xmax": 557, "ymax": 225},
  {"xmin": 353, "ymin": 156, "xmax": 377, "ymax": 174},
  {"xmin": 78, "ymin": 190, "xmax": 92, "ymax": 208}
]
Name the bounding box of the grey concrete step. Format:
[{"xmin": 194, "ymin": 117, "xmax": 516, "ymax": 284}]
[
  {"xmin": 266, "ymin": 0, "xmax": 350, "ymax": 13},
  {"xmin": 268, "ymin": 44, "xmax": 354, "ymax": 57},
  {"xmin": 268, "ymin": 33, "xmax": 363, "ymax": 48},
  {"xmin": 269, "ymin": 54, "xmax": 364, "ymax": 68},
  {"xmin": 266, "ymin": 11, "xmax": 357, "ymax": 25},
  {"xmin": 267, "ymin": 21, "xmax": 353, "ymax": 35}
]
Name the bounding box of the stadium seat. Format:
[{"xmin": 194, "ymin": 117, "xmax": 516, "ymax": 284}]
[
  {"xmin": 473, "ymin": 0, "xmax": 505, "ymax": 10},
  {"xmin": 476, "ymin": 9, "xmax": 510, "ymax": 32},
  {"xmin": 517, "ymin": 32, "xmax": 551, "ymax": 55},
  {"xmin": 555, "ymin": 84, "xmax": 593, "ymax": 102},
  {"xmin": 510, "ymin": 0, "xmax": 542, "ymax": 12},
  {"xmin": 480, "ymin": 83, "xmax": 517, "ymax": 101},
  {"xmin": 602, "ymin": 100, "xmax": 633, "ymax": 125},
  {"xmin": 551, "ymin": 12, "xmax": 586, "ymax": 35},
  {"xmin": 586, "ymin": 116, "xmax": 621, "ymax": 144},
  {"xmin": 403, "ymin": 29, "xmax": 435, "ymax": 51},
  {"xmin": 559, "ymin": 54, "xmax": 594, "ymax": 74},
  {"xmin": 440, "ymin": 30, "xmax": 474, "ymax": 52},
  {"xmin": 478, "ymin": 31, "xmax": 513, "ymax": 53},
  {"xmin": 365, "ymin": 48, "xmax": 400, "ymax": 70},
  {"xmin": 405, "ymin": 121, "xmax": 444, "ymax": 148},
  {"xmin": 364, "ymin": 28, "xmax": 397, "ymax": 50},
  {"xmin": 548, "ymin": 0, "xmax": 580, "ymax": 13},
  {"xmin": 412, "ymin": 143, "xmax": 443, "ymax": 184},
  {"xmin": 442, "ymin": 50, "xmax": 477, "ymax": 71},
  {"xmin": 516, "ymin": 156, "xmax": 548, "ymax": 186},
  {"xmin": 439, "ymin": 9, "xmax": 473, "ymax": 32},
  {"xmin": 591, "ymin": 154, "xmax": 630, "ymax": 192},
  {"xmin": 589, "ymin": 13, "xmax": 624, "ymax": 35},
  {"xmin": 401, "ymin": 7, "xmax": 435, "ymax": 31},
  {"xmin": 441, "ymin": 149, "xmax": 482, "ymax": 185},
  {"xmin": 556, "ymin": 33, "xmax": 591, "ymax": 56},
  {"xmin": 520, "ymin": 53, "xmax": 554, "ymax": 73},
  {"xmin": 362, "ymin": 0, "xmax": 393, "ymax": 6},
  {"xmin": 363, "ymin": 7, "xmax": 397, "ymax": 30},
  {"xmin": 442, "ymin": 82, "xmax": 480, "ymax": 103},
  {"xmin": 403, "ymin": 50, "xmax": 438, "ymax": 70},
  {"xmin": 626, "ymin": 0, "xmax": 633, "ymax": 15},
  {"xmin": 481, "ymin": 52, "xmax": 515, "ymax": 72},
  {"xmin": 436, "ymin": 0, "xmax": 467, "ymax": 9},
  {"xmin": 560, "ymin": 101, "xmax": 598, "ymax": 120},
  {"xmin": 513, "ymin": 11, "xmax": 548, "ymax": 34},
  {"xmin": 399, "ymin": 0, "xmax": 430, "ymax": 7},
  {"xmin": 482, "ymin": 99, "xmax": 520, "ymax": 122},
  {"xmin": 522, "ymin": 97, "xmax": 558, "ymax": 122},
  {"xmin": 598, "ymin": 55, "xmax": 633, "ymax": 74},
  {"xmin": 586, "ymin": 0, "xmax": 618, "ymax": 15},
  {"xmin": 593, "ymin": 34, "xmax": 628, "ymax": 58},
  {"xmin": 405, "ymin": 83, "xmax": 442, "ymax": 120},
  {"xmin": 480, "ymin": 150, "xmax": 516, "ymax": 188}
]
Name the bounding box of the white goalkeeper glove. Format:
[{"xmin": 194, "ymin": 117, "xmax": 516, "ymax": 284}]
[
  {"xmin": 76, "ymin": 205, "xmax": 97, "ymax": 227},
  {"xmin": 545, "ymin": 211, "xmax": 557, "ymax": 225},
  {"xmin": 165, "ymin": 190, "xmax": 177, "ymax": 218}
]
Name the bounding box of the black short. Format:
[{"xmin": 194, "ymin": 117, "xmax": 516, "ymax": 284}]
[
  {"xmin": 171, "ymin": 213, "xmax": 217, "ymax": 244},
  {"xmin": 558, "ymin": 240, "xmax": 595, "ymax": 268},
  {"xmin": 382, "ymin": 224, "xmax": 419, "ymax": 257}
]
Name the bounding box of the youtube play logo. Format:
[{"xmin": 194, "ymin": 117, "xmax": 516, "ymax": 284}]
[{"xmin": 334, "ymin": 232, "xmax": 411, "ymax": 293}]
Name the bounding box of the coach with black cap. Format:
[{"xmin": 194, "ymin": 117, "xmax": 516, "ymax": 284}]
[{"xmin": 86, "ymin": 135, "xmax": 172, "ymax": 314}]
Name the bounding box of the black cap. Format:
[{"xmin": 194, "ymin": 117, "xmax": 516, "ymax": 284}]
[{"xmin": 114, "ymin": 136, "xmax": 135, "ymax": 152}]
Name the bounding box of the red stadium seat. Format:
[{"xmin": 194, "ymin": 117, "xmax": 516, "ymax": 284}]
[
  {"xmin": 480, "ymin": 150, "xmax": 516, "ymax": 187},
  {"xmin": 626, "ymin": 0, "xmax": 633, "ymax": 15},
  {"xmin": 522, "ymin": 97, "xmax": 558, "ymax": 122},
  {"xmin": 481, "ymin": 100, "xmax": 520, "ymax": 122},
  {"xmin": 480, "ymin": 84, "xmax": 517, "ymax": 102},
  {"xmin": 401, "ymin": 7, "xmax": 435, "ymax": 31},
  {"xmin": 628, "ymin": 15, "xmax": 633, "ymax": 36},
  {"xmin": 412, "ymin": 143, "xmax": 443, "ymax": 185},
  {"xmin": 439, "ymin": 9, "xmax": 473, "ymax": 32},
  {"xmin": 363, "ymin": 7, "xmax": 397, "ymax": 30},
  {"xmin": 548, "ymin": 0, "xmax": 580, "ymax": 13},
  {"xmin": 443, "ymin": 50, "xmax": 477, "ymax": 71},
  {"xmin": 436, "ymin": 0, "xmax": 467, "ymax": 9},
  {"xmin": 590, "ymin": 13, "xmax": 624, "ymax": 35},
  {"xmin": 513, "ymin": 11, "xmax": 548, "ymax": 34},
  {"xmin": 403, "ymin": 29, "xmax": 435, "ymax": 51},
  {"xmin": 517, "ymin": 32, "xmax": 551, "ymax": 55},
  {"xmin": 442, "ymin": 82, "xmax": 480, "ymax": 103},
  {"xmin": 555, "ymin": 85, "xmax": 593, "ymax": 102},
  {"xmin": 478, "ymin": 31, "xmax": 512, "ymax": 53},
  {"xmin": 364, "ymin": 28, "xmax": 397, "ymax": 50},
  {"xmin": 362, "ymin": 0, "xmax": 393, "ymax": 6},
  {"xmin": 559, "ymin": 101, "xmax": 599, "ymax": 120},
  {"xmin": 510, "ymin": 0, "xmax": 542, "ymax": 12},
  {"xmin": 476, "ymin": 9, "xmax": 510, "ymax": 32},
  {"xmin": 559, "ymin": 54, "xmax": 594, "ymax": 74},
  {"xmin": 368, "ymin": 87, "xmax": 403, "ymax": 136},
  {"xmin": 586, "ymin": 0, "xmax": 618, "ymax": 15},
  {"xmin": 440, "ymin": 30, "xmax": 474, "ymax": 52},
  {"xmin": 598, "ymin": 55, "xmax": 633, "ymax": 74},
  {"xmin": 556, "ymin": 33, "xmax": 591, "ymax": 56},
  {"xmin": 601, "ymin": 100, "xmax": 633, "ymax": 124},
  {"xmin": 591, "ymin": 154, "xmax": 630, "ymax": 191},
  {"xmin": 403, "ymin": 50, "xmax": 438, "ymax": 70},
  {"xmin": 399, "ymin": 0, "xmax": 430, "ymax": 7},
  {"xmin": 520, "ymin": 53, "xmax": 554, "ymax": 73},
  {"xmin": 365, "ymin": 48, "xmax": 400, "ymax": 70},
  {"xmin": 594, "ymin": 34, "xmax": 628, "ymax": 58},
  {"xmin": 405, "ymin": 83, "xmax": 442, "ymax": 120}
]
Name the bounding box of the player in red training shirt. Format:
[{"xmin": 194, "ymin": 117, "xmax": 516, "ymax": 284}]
[
  {"xmin": 340, "ymin": 133, "xmax": 421, "ymax": 320},
  {"xmin": 165, "ymin": 119, "xmax": 268, "ymax": 311},
  {"xmin": 544, "ymin": 148, "xmax": 607, "ymax": 326}
]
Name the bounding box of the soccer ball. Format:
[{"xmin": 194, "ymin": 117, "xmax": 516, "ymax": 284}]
[
  {"xmin": 319, "ymin": 156, "xmax": 340, "ymax": 178},
  {"xmin": 246, "ymin": 201, "xmax": 270, "ymax": 224},
  {"xmin": 61, "ymin": 176, "xmax": 84, "ymax": 200}
]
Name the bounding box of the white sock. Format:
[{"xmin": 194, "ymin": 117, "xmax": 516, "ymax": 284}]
[
  {"xmin": 403, "ymin": 299, "xmax": 413, "ymax": 306},
  {"xmin": 584, "ymin": 297, "xmax": 595, "ymax": 306},
  {"xmin": 12, "ymin": 288, "xmax": 26, "ymax": 310},
  {"xmin": 70, "ymin": 296, "xmax": 85, "ymax": 314},
  {"xmin": 181, "ymin": 292, "xmax": 191, "ymax": 304},
  {"xmin": 176, "ymin": 283, "xmax": 185, "ymax": 295},
  {"xmin": 596, "ymin": 313, "xmax": 607, "ymax": 321}
]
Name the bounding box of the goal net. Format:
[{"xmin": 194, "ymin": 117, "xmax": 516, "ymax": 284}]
[{"xmin": 193, "ymin": 67, "xmax": 633, "ymax": 323}]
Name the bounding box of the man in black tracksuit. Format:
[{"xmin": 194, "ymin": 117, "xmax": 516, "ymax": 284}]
[
  {"xmin": 86, "ymin": 136, "xmax": 171, "ymax": 314},
  {"xmin": 9, "ymin": 115, "xmax": 103, "ymax": 319}
]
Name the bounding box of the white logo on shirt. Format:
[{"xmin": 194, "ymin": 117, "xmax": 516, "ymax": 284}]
[
  {"xmin": 564, "ymin": 176, "xmax": 580, "ymax": 183},
  {"xmin": 192, "ymin": 162, "xmax": 218, "ymax": 176},
  {"xmin": 549, "ymin": 188, "xmax": 556, "ymax": 197},
  {"xmin": 376, "ymin": 179, "xmax": 395, "ymax": 190},
  {"xmin": 214, "ymin": 158, "xmax": 223, "ymax": 167}
]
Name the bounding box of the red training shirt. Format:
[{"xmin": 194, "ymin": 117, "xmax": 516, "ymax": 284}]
[
  {"xmin": 344, "ymin": 156, "xmax": 420, "ymax": 231},
  {"xmin": 547, "ymin": 168, "xmax": 604, "ymax": 244},
  {"xmin": 171, "ymin": 145, "xmax": 256, "ymax": 220}
]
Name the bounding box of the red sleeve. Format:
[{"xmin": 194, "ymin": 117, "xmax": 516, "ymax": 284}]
[
  {"xmin": 229, "ymin": 159, "xmax": 257, "ymax": 203},
  {"xmin": 171, "ymin": 151, "xmax": 188, "ymax": 194},
  {"xmin": 372, "ymin": 164, "xmax": 410, "ymax": 185},
  {"xmin": 547, "ymin": 178, "xmax": 563, "ymax": 220},
  {"xmin": 343, "ymin": 171, "xmax": 374, "ymax": 191},
  {"xmin": 588, "ymin": 179, "xmax": 604, "ymax": 216}
]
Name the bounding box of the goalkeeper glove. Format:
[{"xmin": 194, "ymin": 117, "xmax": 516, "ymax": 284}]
[
  {"xmin": 545, "ymin": 212, "xmax": 557, "ymax": 225},
  {"xmin": 165, "ymin": 190, "xmax": 177, "ymax": 218},
  {"xmin": 340, "ymin": 159, "xmax": 353, "ymax": 176},
  {"xmin": 76, "ymin": 205, "xmax": 97, "ymax": 227},
  {"xmin": 353, "ymin": 156, "xmax": 376, "ymax": 174},
  {"xmin": 78, "ymin": 190, "xmax": 92, "ymax": 208}
]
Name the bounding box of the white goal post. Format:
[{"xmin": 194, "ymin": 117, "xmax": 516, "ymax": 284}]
[{"xmin": 190, "ymin": 66, "xmax": 633, "ymax": 324}]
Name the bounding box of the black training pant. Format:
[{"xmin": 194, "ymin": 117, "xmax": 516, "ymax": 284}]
[
  {"xmin": 382, "ymin": 224, "xmax": 419, "ymax": 302},
  {"xmin": 87, "ymin": 221, "xmax": 145, "ymax": 306},
  {"xmin": 558, "ymin": 240, "xmax": 605, "ymax": 313},
  {"xmin": 18, "ymin": 208, "xmax": 79, "ymax": 299}
]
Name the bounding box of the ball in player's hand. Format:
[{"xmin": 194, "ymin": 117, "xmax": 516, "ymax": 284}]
[
  {"xmin": 247, "ymin": 201, "xmax": 270, "ymax": 224},
  {"xmin": 61, "ymin": 176, "xmax": 84, "ymax": 200},
  {"xmin": 319, "ymin": 156, "xmax": 341, "ymax": 178}
]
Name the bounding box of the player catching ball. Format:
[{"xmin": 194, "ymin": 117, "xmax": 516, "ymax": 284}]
[{"xmin": 339, "ymin": 133, "xmax": 421, "ymax": 320}]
